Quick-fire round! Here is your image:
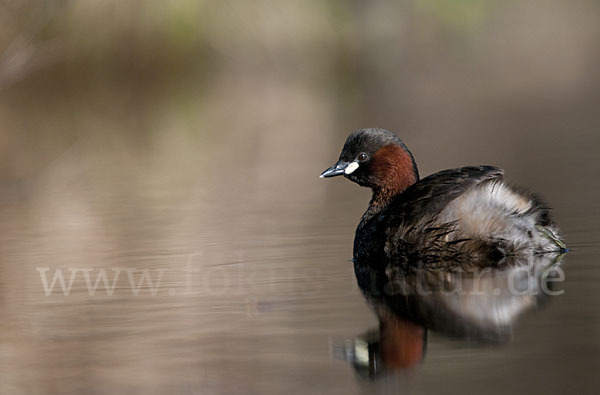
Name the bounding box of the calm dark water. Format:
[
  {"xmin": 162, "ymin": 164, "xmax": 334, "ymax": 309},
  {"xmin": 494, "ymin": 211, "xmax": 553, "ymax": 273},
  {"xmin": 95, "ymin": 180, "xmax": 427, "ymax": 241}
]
[
  {"xmin": 2, "ymin": 1, "xmax": 600, "ymax": 394},
  {"xmin": 1, "ymin": 124, "xmax": 598, "ymax": 394}
]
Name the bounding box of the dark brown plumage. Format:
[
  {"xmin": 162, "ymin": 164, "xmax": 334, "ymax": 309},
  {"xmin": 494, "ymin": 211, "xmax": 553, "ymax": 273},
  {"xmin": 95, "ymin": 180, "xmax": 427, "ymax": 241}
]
[{"xmin": 320, "ymin": 128, "xmax": 566, "ymax": 269}]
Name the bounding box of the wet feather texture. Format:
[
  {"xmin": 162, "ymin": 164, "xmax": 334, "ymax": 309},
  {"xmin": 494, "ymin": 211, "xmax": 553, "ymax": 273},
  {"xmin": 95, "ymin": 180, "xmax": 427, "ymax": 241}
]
[{"xmin": 321, "ymin": 129, "xmax": 565, "ymax": 268}]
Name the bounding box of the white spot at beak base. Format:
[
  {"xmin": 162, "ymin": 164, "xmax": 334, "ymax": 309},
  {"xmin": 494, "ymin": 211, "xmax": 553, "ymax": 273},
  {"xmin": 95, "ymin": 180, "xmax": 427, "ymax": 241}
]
[{"xmin": 344, "ymin": 161, "xmax": 359, "ymax": 175}]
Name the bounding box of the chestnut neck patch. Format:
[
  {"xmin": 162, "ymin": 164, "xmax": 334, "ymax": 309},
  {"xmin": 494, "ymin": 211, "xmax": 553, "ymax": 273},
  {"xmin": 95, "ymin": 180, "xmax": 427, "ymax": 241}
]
[{"xmin": 369, "ymin": 144, "xmax": 418, "ymax": 206}]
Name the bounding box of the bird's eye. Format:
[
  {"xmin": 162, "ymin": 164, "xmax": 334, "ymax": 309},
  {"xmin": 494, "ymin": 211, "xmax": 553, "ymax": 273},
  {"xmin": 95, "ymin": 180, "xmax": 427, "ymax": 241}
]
[{"xmin": 357, "ymin": 152, "xmax": 368, "ymax": 162}]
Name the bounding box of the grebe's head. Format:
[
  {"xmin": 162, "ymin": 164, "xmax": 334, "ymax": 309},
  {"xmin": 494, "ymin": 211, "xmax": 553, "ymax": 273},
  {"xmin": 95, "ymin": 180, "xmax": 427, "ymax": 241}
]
[{"xmin": 320, "ymin": 128, "xmax": 419, "ymax": 197}]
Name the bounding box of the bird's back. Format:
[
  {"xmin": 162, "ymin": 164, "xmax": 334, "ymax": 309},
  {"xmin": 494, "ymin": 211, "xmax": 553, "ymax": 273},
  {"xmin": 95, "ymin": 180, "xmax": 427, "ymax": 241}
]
[{"xmin": 354, "ymin": 166, "xmax": 565, "ymax": 268}]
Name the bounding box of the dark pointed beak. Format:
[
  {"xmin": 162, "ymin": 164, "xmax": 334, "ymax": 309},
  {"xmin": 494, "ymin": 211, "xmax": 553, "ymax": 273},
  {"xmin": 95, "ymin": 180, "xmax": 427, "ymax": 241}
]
[{"xmin": 320, "ymin": 161, "xmax": 350, "ymax": 178}]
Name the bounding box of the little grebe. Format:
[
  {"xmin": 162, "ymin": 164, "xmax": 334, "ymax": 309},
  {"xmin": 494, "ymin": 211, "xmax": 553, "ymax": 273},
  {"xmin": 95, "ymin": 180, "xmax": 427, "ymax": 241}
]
[{"xmin": 320, "ymin": 128, "xmax": 566, "ymax": 266}]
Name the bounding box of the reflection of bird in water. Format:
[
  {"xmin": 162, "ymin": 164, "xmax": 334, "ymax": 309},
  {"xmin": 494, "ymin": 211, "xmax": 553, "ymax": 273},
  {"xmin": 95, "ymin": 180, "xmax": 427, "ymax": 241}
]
[
  {"xmin": 320, "ymin": 128, "xmax": 566, "ymax": 268},
  {"xmin": 331, "ymin": 317, "xmax": 426, "ymax": 380},
  {"xmin": 321, "ymin": 128, "xmax": 568, "ymax": 378},
  {"xmin": 332, "ymin": 254, "xmax": 565, "ymax": 379}
]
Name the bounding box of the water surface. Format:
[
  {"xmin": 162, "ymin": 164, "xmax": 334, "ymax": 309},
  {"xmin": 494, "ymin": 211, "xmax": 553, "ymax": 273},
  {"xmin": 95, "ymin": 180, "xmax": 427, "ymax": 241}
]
[{"xmin": 1, "ymin": 1, "xmax": 600, "ymax": 393}]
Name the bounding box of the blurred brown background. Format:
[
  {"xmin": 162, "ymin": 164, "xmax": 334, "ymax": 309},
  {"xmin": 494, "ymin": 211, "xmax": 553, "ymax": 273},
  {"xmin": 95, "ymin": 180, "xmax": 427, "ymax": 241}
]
[{"xmin": 1, "ymin": 1, "xmax": 599, "ymax": 394}]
